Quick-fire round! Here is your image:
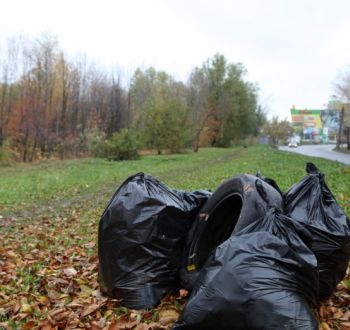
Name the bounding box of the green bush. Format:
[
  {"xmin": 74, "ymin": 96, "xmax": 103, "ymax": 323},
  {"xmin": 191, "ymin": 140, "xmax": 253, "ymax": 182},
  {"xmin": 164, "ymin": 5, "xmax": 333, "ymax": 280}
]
[
  {"xmin": 87, "ymin": 128, "xmax": 108, "ymax": 158},
  {"xmin": 90, "ymin": 128, "xmax": 140, "ymax": 161},
  {"xmin": 0, "ymin": 139, "xmax": 14, "ymax": 165},
  {"xmin": 140, "ymin": 100, "xmax": 190, "ymax": 154}
]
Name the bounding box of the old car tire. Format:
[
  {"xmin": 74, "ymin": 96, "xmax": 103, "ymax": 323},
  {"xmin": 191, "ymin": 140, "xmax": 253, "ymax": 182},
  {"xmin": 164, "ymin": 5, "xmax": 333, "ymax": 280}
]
[{"xmin": 180, "ymin": 174, "xmax": 283, "ymax": 289}]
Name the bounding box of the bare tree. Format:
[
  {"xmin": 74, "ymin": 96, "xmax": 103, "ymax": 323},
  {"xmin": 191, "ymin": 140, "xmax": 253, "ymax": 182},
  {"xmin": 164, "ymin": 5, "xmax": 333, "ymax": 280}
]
[
  {"xmin": 187, "ymin": 67, "xmax": 212, "ymax": 152},
  {"xmin": 262, "ymin": 116, "xmax": 293, "ymax": 145},
  {"xmin": 334, "ymin": 71, "xmax": 350, "ymax": 150},
  {"xmin": 0, "ymin": 37, "xmax": 21, "ymax": 146},
  {"xmin": 106, "ymin": 71, "xmax": 128, "ymax": 137}
]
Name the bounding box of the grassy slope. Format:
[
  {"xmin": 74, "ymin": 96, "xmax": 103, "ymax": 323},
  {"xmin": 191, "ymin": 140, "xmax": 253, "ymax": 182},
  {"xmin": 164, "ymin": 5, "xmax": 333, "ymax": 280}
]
[
  {"xmin": 1, "ymin": 145, "xmax": 349, "ymax": 216},
  {"xmin": 0, "ymin": 145, "xmax": 349, "ymax": 329}
]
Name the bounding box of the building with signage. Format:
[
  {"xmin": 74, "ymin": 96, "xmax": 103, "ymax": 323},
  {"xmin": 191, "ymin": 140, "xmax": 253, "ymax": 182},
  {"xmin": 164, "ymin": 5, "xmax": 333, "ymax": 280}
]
[{"xmin": 290, "ymin": 108, "xmax": 340, "ymax": 143}]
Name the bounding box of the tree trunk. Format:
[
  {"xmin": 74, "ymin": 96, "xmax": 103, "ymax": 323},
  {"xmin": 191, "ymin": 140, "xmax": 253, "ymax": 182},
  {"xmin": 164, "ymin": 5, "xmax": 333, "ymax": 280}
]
[
  {"xmin": 336, "ymin": 106, "xmax": 345, "ymax": 150},
  {"xmin": 22, "ymin": 129, "xmax": 29, "ymax": 162},
  {"xmin": 29, "ymin": 137, "xmax": 37, "ymax": 162},
  {"xmin": 345, "ymin": 127, "xmax": 350, "ymax": 150},
  {"xmin": 0, "ymin": 128, "xmax": 3, "ymax": 146},
  {"xmin": 192, "ymin": 131, "xmax": 200, "ymax": 152},
  {"xmin": 192, "ymin": 140, "xmax": 199, "ymax": 152}
]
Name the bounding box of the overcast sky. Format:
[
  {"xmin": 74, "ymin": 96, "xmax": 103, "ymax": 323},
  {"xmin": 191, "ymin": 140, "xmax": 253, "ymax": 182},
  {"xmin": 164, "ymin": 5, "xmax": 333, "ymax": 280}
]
[{"xmin": 1, "ymin": 0, "xmax": 350, "ymax": 119}]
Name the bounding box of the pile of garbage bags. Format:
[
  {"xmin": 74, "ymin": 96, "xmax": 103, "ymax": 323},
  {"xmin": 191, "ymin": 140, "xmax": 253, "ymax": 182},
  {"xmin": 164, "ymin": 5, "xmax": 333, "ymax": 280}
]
[{"xmin": 98, "ymin": 163, "xmax": 350, "ymax": 328}]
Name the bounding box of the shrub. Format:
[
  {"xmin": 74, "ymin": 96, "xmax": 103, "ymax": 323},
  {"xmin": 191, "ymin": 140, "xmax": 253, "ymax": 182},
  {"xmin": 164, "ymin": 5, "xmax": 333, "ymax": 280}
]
[
  {"xmin": 90, "ymin": 128, "xmax": 140, "ymax": 161},
  {"xmin": 87, "ymin": 128, "xmax": 108, "ymax": 158},
  {"xmin": 0, "ymin": 139, "xmax": 14, "ymax": 165},
  {"xmin": 106, "ymin": 129, "xmax": 140, "ymax": 161}
]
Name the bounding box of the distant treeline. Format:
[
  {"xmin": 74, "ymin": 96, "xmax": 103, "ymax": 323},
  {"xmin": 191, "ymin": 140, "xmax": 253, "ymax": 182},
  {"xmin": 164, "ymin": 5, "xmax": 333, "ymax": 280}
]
[{"xmin": 0, "ymin": 34, "xmax": 265, "ymax": 162}]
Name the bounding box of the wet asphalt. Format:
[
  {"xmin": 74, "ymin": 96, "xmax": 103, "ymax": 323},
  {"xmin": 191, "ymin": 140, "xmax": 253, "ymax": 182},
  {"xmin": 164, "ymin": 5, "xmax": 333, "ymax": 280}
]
[{"xmin": 278, "ymin": 144, "xmax": 350, "ymax": 165}]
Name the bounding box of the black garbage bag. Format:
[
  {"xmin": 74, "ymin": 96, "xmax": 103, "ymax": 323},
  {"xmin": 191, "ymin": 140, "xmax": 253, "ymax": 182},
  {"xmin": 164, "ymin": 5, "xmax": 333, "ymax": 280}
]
[
  {"xmin": 98, "ymin": 173, "xmax": 211, "ymax": 309},
  {"xmin": 173, "ymin": 208, "xmax": 319, "ymax": 330},
  {"xmin": 180, "ymin": 174, "xmax": 283, "ymax": 290},
  {"xmin": 256, "ymin": 171, "xmax": 284, "ymax": 199},
  {"xmin": 284, "ymin": 162, "xmax": 350, "ymax": 300}
]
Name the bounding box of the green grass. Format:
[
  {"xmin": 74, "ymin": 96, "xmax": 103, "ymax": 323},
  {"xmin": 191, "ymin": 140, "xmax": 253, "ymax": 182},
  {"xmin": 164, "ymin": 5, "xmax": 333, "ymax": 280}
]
[{"xmin": 0, "ymin": 145, "xmax": 349, "ymax": 217}]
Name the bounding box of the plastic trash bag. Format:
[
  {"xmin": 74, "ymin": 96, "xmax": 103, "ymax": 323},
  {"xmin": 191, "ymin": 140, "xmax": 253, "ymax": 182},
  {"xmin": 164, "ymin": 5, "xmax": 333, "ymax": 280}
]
[
  {"xmin": 173, "ymin": 208, "xmax": 318, "ymax": 330},
  {"xmin": 98, "ymin": 173, "xmax": 211, "ymax": 309},
  {"xmin": 256, "ymin": 171, "xmax": 284, "ymax": 199},
  {"xmin": 284, "ymin": 162, "xmax": 350, "ymax": 300}
]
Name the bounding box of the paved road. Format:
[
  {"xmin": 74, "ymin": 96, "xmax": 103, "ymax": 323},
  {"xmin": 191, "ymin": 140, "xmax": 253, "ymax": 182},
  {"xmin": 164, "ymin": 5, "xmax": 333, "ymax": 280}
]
[{"xmin": 278, "ymin": 144, "xmax": 350, "ymax": 165}]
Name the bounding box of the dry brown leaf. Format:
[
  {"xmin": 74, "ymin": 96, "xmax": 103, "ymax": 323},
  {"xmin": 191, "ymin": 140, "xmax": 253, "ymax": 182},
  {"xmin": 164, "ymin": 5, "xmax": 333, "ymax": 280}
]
[
  {"xmin": 12, "ymin": 300, "xmax": 21, "ymax": 314},
  {"xmin": 22, "ymin": 320, "xmax": 35, "ymax": 330},
  {"xmin": 81, "ymin": 303, "xmax": 100, "ymax": 318},
  {"xmin": 334, "ymin": 309, "xmax": 344, "ymax": 319},
  {"xmin": 63, "ymin": 267, "xmax": 77, "ymax": 276},
  {"xmin": 84, "ymin": 242, "xmax": 95, "ymax": 249},
  {"xmin": 320, "ymin": 322, "xmax": 332, "ymax": 330},
  {"xmin": 36, "ymin": 295, "xmax": 49, "ymax": 305},
  {"xmin": 20, "ymin": 301, "xmax": 33, "ymax": 314},
  {"xmin": 47, "ymin": 289, "xmax": 61, "ymax": 300},
  {"xmin": 179, "ymin": 289, "xmax": 188, "ymax": 298},
  {"xmin": 342, "ymin": 322, "xmax": 350, "ymax": 330},
  {"xmin": 108, "ymin": 318, "xmax": 120, "ymax": 330},
  {"xmin": 117, "ymin": 320, "xmax": 138, "ymax": 329},
  {"xmin": 340, "ymin": 311, "xmax": 350, "ymax": 321},
  {"xmin": 53, "ymin": 310, "xmax": 71, "ymax": 322},
  {"xmin": 16, "ymin": 312, "xmax": 32, "ymax": 321},
  {"xmin": 319, "ymin": 305, "xmax": 332, "ymax": 319},
  {"xmin": 49, "ymin": 307, "xmax": 66, "ymax": 317},
  {"xmin": 134, "ymin": 323, "xmax": 161, "ymax": 330},
  {"xmin": 158, "ymin": 309, "xmax": 179, "ymax": 326},
  {"xmin": 37, "ymin": 319, "xmax": 54, "ymax": 330},
  {"xmin": 91, "ymin": 318, "xmax": 106, "ymax": 329},
  {"xmin": 0, "ymin": 321, "xmax": 10, "ymax": 330}
]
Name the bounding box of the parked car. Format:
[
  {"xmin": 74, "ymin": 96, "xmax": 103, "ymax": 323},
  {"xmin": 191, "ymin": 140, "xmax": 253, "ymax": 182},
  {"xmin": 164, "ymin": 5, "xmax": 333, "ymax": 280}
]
[{"xmin": 288, "ymin": 141, "xmax": 298, "ymax": 148}]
